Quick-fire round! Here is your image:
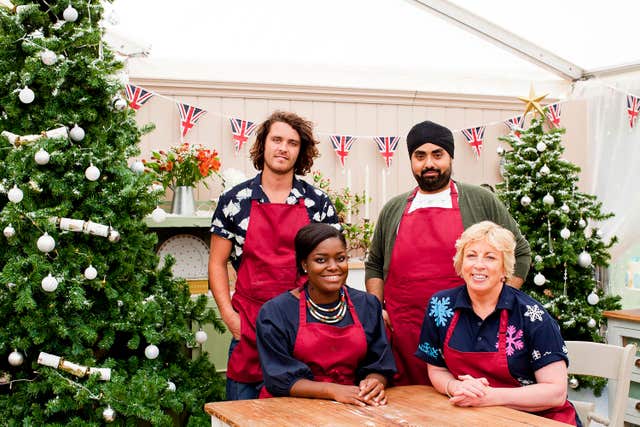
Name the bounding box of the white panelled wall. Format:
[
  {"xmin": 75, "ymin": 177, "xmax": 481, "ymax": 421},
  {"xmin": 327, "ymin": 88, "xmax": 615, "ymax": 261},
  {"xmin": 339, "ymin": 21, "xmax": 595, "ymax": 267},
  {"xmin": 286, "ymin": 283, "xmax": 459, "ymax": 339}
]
[{"xmin": 131, "ymin": 79, "xmax": 589, "ymax": 224}]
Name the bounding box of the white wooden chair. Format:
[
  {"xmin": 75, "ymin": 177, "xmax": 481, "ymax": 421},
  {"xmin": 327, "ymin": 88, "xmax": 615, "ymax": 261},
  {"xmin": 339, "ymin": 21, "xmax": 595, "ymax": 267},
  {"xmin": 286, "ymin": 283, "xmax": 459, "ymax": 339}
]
[{"xmin": 565, "ymin": 340, "xmax": 636, "ymax": 427}]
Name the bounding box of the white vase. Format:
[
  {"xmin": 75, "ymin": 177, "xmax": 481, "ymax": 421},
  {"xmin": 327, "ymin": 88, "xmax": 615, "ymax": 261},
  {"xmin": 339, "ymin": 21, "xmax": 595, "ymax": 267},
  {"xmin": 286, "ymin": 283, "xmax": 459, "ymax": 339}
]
[{"xmin": 171, "ymin": 186, "xmax": 196, "ymax": 215}]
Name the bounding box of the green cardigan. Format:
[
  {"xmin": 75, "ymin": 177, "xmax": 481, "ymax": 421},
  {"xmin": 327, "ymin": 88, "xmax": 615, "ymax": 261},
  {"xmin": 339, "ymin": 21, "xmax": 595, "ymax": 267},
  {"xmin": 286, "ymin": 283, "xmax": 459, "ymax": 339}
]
[{"xmin": 364, "ymin": 181, "xmax": 531, "ymax": 283}]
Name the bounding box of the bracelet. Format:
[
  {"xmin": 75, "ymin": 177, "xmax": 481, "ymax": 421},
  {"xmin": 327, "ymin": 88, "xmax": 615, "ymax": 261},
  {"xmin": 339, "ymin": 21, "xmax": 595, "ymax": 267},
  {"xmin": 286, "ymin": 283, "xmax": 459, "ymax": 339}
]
[{"xmin": 445, "ymin": 379, "xmax": 455, "ymax": 398}]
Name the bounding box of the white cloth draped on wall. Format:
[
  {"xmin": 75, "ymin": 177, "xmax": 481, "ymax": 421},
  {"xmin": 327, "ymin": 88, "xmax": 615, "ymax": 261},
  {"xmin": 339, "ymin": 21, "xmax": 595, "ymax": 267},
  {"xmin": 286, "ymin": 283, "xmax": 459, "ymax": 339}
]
[{"xmin": 571, "ymin": 78, "xmax": 640, "ymax": 259}]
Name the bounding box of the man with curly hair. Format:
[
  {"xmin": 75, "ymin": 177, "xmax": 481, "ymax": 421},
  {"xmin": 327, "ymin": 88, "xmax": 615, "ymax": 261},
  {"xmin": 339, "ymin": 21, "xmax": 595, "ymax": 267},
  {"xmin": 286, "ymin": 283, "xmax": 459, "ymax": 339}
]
[{"xmin": 209, "ymin": 111, "xmax": 339, "ymax": 400}]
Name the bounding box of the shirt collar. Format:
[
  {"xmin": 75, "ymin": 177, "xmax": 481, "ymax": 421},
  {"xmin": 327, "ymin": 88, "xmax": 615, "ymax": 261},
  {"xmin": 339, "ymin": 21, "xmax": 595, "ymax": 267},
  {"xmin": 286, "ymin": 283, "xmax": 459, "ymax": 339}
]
[
  {"xmin": 453, "ymin": 284, "xmax": 516, "ymax": 311},
  {"xmin": 250, "ymin": 172, "xmax": 306, "ymax": 202}
]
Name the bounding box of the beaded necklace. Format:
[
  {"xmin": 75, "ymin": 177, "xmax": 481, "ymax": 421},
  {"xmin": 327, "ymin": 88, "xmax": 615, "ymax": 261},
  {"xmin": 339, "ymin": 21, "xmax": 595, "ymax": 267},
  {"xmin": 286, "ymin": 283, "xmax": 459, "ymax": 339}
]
[{"xmin": 306, "ymin": 286, "xmax": 347, "ymax": 324}]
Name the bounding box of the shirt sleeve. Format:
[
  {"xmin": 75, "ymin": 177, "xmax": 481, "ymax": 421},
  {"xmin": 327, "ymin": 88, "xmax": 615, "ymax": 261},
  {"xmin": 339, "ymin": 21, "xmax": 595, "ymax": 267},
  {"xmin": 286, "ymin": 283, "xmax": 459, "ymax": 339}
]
[
  {"xmin": 317, "ymin": 191, "xmax": 340, "ymax": 227},
  {"xmin": 355, "ymin": 293, "xmax": 397, "ymax": 382},
  {"xmin": 526, "ymin": 307, "xmax": 569, "ymax": 372},
  {"xmin": 210, "ymin": 191, "xmax": 235, "ymax": 240},
  {"xmin": 415, "ymin": 296, "xmax": 449, "ymax": 367},
  {"xmin": 256, "ymin": 297, "xmax": 313, "ymax": 396}
]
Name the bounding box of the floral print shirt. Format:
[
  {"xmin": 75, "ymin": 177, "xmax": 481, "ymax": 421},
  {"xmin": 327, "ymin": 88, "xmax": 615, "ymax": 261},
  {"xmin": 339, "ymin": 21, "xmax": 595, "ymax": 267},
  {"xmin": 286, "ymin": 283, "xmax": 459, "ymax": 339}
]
[
  {"xmin": 415, "ymin": 285, "xmax": 568, "ymax": 386},
  {"xmin": 210, "ymin": 173, "xmax": 340, "ymax": 271}
]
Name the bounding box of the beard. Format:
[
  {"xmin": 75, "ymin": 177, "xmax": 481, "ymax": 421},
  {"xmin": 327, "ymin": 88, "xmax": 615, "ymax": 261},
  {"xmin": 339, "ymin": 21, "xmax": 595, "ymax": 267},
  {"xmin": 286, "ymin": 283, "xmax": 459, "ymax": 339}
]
[{"xmin": 414, "ymin": 164, "xmax": 452, "ymax": 192}]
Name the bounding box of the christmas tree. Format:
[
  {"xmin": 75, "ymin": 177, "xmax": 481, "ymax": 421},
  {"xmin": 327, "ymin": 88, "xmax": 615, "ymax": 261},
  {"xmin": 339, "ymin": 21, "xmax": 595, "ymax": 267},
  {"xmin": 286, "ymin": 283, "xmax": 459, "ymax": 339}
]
[
  {"xmin": 0, "ymin": 1, "xmax": 224, "ymax": 424},
  {"xmin": 496, "ymin": 108, "xmax": 621, "ymax": 394}
]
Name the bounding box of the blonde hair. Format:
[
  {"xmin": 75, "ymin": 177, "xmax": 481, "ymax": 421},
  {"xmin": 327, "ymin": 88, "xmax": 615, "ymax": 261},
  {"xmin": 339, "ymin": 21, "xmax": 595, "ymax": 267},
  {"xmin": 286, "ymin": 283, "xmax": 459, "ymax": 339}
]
[{"xmin": 453, "ymin": 221, "xmax": 516, "ymax": 282}]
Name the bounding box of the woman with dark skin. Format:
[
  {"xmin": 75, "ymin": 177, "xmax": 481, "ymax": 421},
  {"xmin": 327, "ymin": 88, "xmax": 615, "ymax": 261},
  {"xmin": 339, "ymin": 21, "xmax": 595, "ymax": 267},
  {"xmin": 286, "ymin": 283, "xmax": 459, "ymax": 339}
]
[{"xmin": 256, "ymin": 223, "xmax": 396, "ymax": 406}]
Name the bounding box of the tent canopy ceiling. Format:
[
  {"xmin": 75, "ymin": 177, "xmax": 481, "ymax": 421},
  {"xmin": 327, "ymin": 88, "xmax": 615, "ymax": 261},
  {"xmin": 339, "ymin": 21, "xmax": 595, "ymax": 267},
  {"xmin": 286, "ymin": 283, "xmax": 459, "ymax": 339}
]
[{"xmin": 107, "ymin": 0, "xmax": 639, "ymax": 97}]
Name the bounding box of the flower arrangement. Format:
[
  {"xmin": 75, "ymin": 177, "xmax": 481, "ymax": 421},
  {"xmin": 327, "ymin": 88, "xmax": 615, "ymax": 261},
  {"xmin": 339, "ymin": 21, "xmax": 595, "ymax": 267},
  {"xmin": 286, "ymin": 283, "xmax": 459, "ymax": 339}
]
[{"xmin": 144, "ymin": 142, "xmax": 221, "ymax": 189}]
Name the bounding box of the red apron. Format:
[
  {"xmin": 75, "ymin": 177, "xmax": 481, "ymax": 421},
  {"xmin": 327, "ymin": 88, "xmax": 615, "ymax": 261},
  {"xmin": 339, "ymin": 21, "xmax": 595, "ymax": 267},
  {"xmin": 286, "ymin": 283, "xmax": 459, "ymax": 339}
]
[
  {"xmin": 260, "ymin": 286, "xmax": 367, "ymax": 398},
  {"xmin": 227, "ymin": 198, "xmax": 309, "ymax": 383},
  {"xmin": 443, "ymin": 309, "xmax": 578, "ymax": 425},
  {"xmin": 385, "ymin": 181, "xmax": 464, "ymax": 385}
]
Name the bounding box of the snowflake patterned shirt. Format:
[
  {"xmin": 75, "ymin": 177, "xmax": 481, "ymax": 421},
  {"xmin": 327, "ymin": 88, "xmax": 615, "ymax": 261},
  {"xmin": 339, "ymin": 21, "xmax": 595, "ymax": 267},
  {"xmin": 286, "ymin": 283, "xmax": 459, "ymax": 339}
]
[
  {"xmin": 415, "ymin": 285, "xmax": 569, "ymax": 386},
  {"xmin": 210, "ymin": 173, "xmax": 340, "ymax": 271}
]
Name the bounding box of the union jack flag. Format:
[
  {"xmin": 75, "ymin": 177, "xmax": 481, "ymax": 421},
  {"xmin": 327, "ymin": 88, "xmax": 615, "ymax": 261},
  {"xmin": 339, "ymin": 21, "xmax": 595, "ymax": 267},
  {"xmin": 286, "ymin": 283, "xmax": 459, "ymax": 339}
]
[
  {"xmin": 124, "ymin": 84, "xmax": 154, "ymax": 110},
  {"xmin": 177, "ymin": 103, "xmax": 207, "ymax": 138},
  {"xmin": 504, "ymin": 115, "xmax": 525, "ymax": 136},
  {"xmin": 627, "ymin": 94, "xmax": 640, "ymax": 128},
  {"xmin": 329, "ymin": 135, "xmax": 356, "ymax": 167},
  {"xmin": 229, "ymin": 118, "xmax": 257, "ymax": 153},
  {"xmin": 373, "ymin": 136, "xmax": 400, "ymax": 168},
  {"xmin": 546, "ymin": 103, "xmax": 562, "ymax": 127},
  {"xmin": 460, "ymin": 126, "xmax": 485, "ymax": 159}
]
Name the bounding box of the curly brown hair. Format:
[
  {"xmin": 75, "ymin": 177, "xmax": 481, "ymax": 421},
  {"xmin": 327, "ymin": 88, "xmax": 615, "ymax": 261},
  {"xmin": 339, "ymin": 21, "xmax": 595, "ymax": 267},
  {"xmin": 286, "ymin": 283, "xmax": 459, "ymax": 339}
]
[{"xmin": 249, "ymin": 111, "xmax": 320, "ymax": 176}]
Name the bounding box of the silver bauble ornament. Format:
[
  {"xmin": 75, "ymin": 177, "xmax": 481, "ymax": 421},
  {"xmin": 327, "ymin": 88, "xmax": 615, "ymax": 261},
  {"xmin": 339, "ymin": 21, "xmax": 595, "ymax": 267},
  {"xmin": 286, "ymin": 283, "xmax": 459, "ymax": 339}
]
[
  {"xmin": 41, "ymin": 273, "xmax": 58, "ymax": 292},
  {"xmin": 19, "ymin": 86, "xmax": 35, "ymax": 104},
  {"xmin": 536, "ymin": 142, "xmax": 547, "ymax": 152},
  {"xmin": 69, "ymin": 124, "xmax": 85, "ymax": 141},
  {"xmin": 63, "ymin": 5, "xmax": 79, "ymax": 22},
  {"xmin": 539, "ymin": 165, "xmax": 550, "ymax": 176},
  {"xmin": 130, "ymin": 160, "xmax": 144, "ymax": 174},
  {"xmin": 85, "ymin": 164, "xmax": 100, "ymax": 181},
  {"xmin": 108, "ymin": 229, "xmax": 120, "ymax": 242},
  {"xmin": 542, "ymin": 193, "xmax": 555, "ymax": 205},
  {"xmin": 8, "ymin": 350, "xmax": 24, "ymax": 366},
  {"xmin": 3, "ymin": 224, "xmax": 15, "ymax": 238},
  {"xmin": 587, "ymin": 291, "xmax": 600, "ymax": 306},
  {"xmin": 84, "ymin": 265, "xmax": 98, "ymax": 280},
  {"xmin": 587, "ymin": 318, "xmax": 597, "ymax": 328},
  {"xmin": 578, "ymin": 251, "xmax": 592, "ymax": 268},
  {"xmin": 560, "ymin": 203, "xmax": 570, "ymax": 213},
  {"xmin": 40, "ymin": 49, "xmax": 57, "ymax": 65},
  {"xmin": 533, "ymin": 273, "xmax": 546, "ymax": 286},
  {"xmin": 167, "ymin": 380, "xmax": 176, "ymax": 392},
  {"xmin": 569, "ymin": 377, "xmax": 579, "ymax": 389},
  {"xmin": 578, "ymin": 219, "xmax": 587, "ymax": 228},
  {"xmin": 144, "ymin": 344, "xmax": 159, "ymax": 359},
  {"xmin": 37, "ymin": 232, "xmax": 56, "ymax": 253},
  {"xmin": 560, "ymin": 228, "xmax": 571, "ymax": 239},
  {"xmin": 113, "ymin": 97, "xmax": 127, "ymax": 111},
  {"xmin": 151, "ymin": 207, "xmax": 167, "ymax": 223},
  {"xmin": 520, "ymin": 196, "xmax": 531, "ymax": 207},
  {"xmin": 195, "ymin": 330, "xmax": 208, "ymax": 344},
  {"xmin": 584, "ymin": 227, "xmax": 593, "ymax": 239},
  {"xmin": 102, "ymin": 406, "xmax": 116, "ymax": 423},
  {"xmin": 34, "ymin": 148, "xmax": 50, "ymax": 165},
  {"xmin": 8, "ymin": 186, "xmax": 23, "ymax": 203}
]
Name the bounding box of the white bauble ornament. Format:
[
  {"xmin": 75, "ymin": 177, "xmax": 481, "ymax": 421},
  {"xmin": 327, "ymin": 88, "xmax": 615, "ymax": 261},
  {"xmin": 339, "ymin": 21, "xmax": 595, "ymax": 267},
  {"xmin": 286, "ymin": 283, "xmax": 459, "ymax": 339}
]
[
  {"xmin": 542, "ymin": 193, "xmax": 555, "ymax": 205},
  {"xmin": 19, "ymin": 86, "xmax": 35, "ymax": 104},
  {"xmin": 584, "ymin": 227, "xmax": 593, "ymax": 239},
  {"xmin": 8, "ymin": 350, "xmax": 24, "ymax": 366},
  {"xmin": 40, "ymin": 49, "xmax": 57, "ymax": 65},
  {"xmin": 84, "ymin": 265, "xmax": 98, "ymax": 280},
  {"xmin": 102, "ymin": 406, "xmax": 116, "ymax": 423},
  {"xmin": 69, "ymin": 124, "xmax": 85, "ymax": 141},
  {"xmin": 151, "ymin": 207, "xmax": 167, "ymax": 223},
  {"xmin": 108, "ymin": 230, "xmax": 120, "ymax": 242},
  {"xmin": 560, "ymin": 228, "xmax": 571, "ymax": 239},
  {"xmin": 496, "ymin": 145, "xmax": 504, "ymax": 155},
  {"xmin": 167, "ymin": 380, "xmax": 176, "ymax": 392},
  {"xmin": 536, "ymin": 142, "xmax": 547, "ymax": 152},
  {"xmin": 41, "ymin": 273, "xmax": 58, "ymax": 292},
  {"xmin": 578, "ymin": 251, "xmax": 592, "ymax": 268},
  {"xmin": 560, "ymin": 203, "xmax": 570, "ymax": 213},
  {"xmin": 3, "ymin": 224, "xmax": 15, "ymax": 238},
  {"xmin": 144, "ymin": 344, "xmax": 159, "ymax": 359},
  {"xmin": 587, "ymin": 318, "xmax": 597, "ymax": 328},
  {"xmin": 533, "ymin": 273, "xmax": 546, "ymax": 286},
  {"xmin": 534, "ymin": 255, "xmax": 543, "ymax": 263},
  {"xmin": 539, "ymin": 165, "xmax": 550, "ymax": 176},
  {"xmin": 8, "ymin": 186, "xmax": 24, "ymax": 203},
  {"xmin": 130, "ymin": 160, "xmax": 144, "ymax": 174},
  {"xmin": 520, "ymin": 196, "xmax": 531, "ymax": 207},
  {"xmin": 578, "ymin": 219, "xmax": 587, "ymax": 228},
  {"xmin": 37, "ymin": 232, "xmax": 56, "ymax": 253},
  {"xmin": 63, "ymin": 5, "xmax": 78, "ymax": 22},
  {"xmin": 195, "ymin": 330, "xmax": 208, "ymax": 344},
  {"xmin": 34, "ymin": 148, "xmax": 50, "ymax": 165},
  {"xmin": 85, "ymin": 164, "xmax": 100, "ymax": 181},
  {"xmin": 113, "ymin": 97, "xmax": 127, "ymax": 111},
  {"xmin": 587, "ymin": 290, "xmax": 600, "ymax": 306},
  {"xmin": 117, "ymin": 300, "xmax": 123, "ymax": 307},
  {"xmin": 569, "ymin": 377, "xmax": 579, "ymax": 389}
]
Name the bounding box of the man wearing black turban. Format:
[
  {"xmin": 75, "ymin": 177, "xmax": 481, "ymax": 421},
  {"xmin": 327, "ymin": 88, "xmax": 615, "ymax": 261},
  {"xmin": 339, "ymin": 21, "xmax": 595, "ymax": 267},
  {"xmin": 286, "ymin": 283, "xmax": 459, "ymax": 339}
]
[{"xmin": 365, "ymin": 120, "xmax": 530, "ymax": 386}]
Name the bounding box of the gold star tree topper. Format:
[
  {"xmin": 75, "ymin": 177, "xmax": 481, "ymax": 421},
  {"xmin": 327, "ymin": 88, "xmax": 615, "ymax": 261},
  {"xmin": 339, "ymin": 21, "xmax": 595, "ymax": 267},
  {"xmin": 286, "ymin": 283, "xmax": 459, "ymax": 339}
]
[{"xmin": 518, "ymin": 84, "xmax": 548, "ymax": 118}]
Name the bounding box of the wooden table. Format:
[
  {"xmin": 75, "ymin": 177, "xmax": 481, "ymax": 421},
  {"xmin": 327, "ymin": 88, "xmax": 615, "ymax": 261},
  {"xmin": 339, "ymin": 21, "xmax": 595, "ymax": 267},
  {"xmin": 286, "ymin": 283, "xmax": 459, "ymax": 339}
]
[{"xmin": 204, "ymin": 385, "xmax": 569, "ymax": 426}]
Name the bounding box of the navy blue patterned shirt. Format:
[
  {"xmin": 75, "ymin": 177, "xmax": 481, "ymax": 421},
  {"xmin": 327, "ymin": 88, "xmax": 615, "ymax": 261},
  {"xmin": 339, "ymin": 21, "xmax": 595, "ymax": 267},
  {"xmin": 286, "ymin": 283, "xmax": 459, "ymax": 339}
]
[
  {"xmin": 415, "ymin": 285, "xmax": 568, "ymax": 386},
  {"xmin": 210, "ymin": 173, "xmax": 340, "ymax": 271}
]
